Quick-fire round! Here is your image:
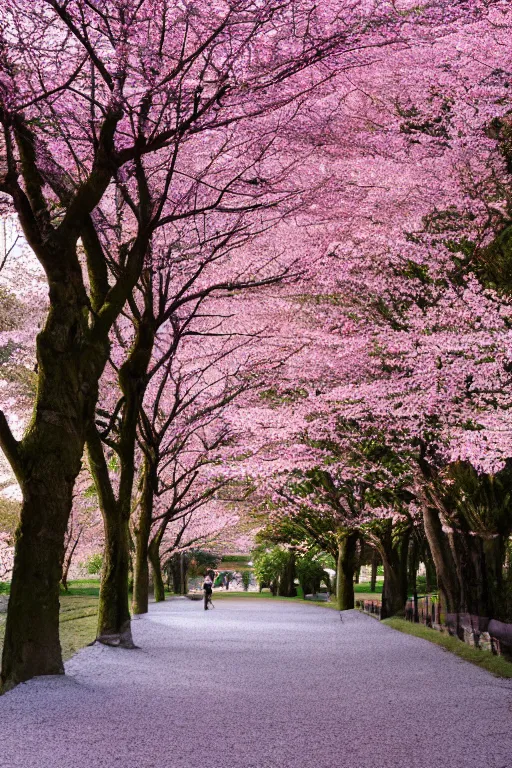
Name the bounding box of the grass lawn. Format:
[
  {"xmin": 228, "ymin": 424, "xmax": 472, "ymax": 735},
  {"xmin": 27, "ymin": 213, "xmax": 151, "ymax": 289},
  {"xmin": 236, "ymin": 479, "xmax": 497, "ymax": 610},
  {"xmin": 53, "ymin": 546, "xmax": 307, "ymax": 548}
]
[
  {"xmin": 353, "ymin": 582, "xmax": 383, "ymax": 603},
  {"xmin": 383, "ymin": 617, "xmax": 512, "ymax": 679},
  {"xmin": 354, "ymin": 581, "xmax": 383, "ymax": 593},
  {"xmin": 0, "ymin": 580, "xmax": 100, "ymax": 665}
]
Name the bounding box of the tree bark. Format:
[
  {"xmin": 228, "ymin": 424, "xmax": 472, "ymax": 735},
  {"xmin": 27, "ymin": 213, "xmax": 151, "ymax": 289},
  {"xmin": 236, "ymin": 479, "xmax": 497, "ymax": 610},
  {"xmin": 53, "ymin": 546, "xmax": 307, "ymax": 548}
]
[
  {"xmin": 169, "ymin": 553, "xmax": 188, "ymax": 595},
  {"xmin": 370, "ymin": 551, "xmax": 378, "ymax": 593},
  {"xmin": 1, "ymin": 489, "xmax": 70, "ymax": 689},
  {"xmin": 61, "ymin": 527, "xmax": 82, "ymax": 592},
  {"xmin": 378, "ymin": 524, "xmax": 409, "ymax": 620},
  {"xmin": 149, "ymin": 528, "xmax": 166, "ymax": 603},
  {"xmin": 422, "ymin": 505, "xmax": 461, "ymax": 614},
  {"xmin": 1, "ymin": 266, "xmax": 104, "ymax": 689},
  {"xmin": 278, "ymin": 551, "xmax": 296, "ymax": 597},
  {"xmin": 424, "ymin": 550, "xmax": 437, "ymax": 594},
  {"xmin": 97, "ymin": 513, "xmax": 133, "ymax": 647},
  {"xmin": 88, "ymin": 307, "xmax": 155, "ymax": 641},
  {"xmin": 132, "ymin": 457, "xmax": 155, "ymax": 615},
  {"xmin": 408, "ymin": 535, "xmax": 419, "ymax": 595},
  {"xmin": 447, "ymin": 528, "xmax": 497, "ymax": 618},
  {"xmin": 336, "ymin": 532, "xmax": 358, "ymax": 611},
  {"xmin": 87, "ymin": 428, "xmax": 134, "ymax": 648},
  {"xmin": 483, "ymin": 536, "xmax": 506, "ymax": 619},
  {"xmin": 381, "ymin": 554, "xmax": 405, "ymax": 619}
]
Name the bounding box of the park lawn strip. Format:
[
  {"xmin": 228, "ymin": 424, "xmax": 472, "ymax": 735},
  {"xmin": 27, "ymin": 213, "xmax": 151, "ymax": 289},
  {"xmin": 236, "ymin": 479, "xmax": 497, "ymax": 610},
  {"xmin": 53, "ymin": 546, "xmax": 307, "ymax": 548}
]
[
  {"xmin": 0, "ymin": 583, "xmax": 99, "ymax": 667},
  {"xmin": 383, "ymin": 617, "xmax": 512, "ymax": 679},
  {"xmin": 354, "ymin": 592, "xmax": 382, "ymax": 602},
  {"xmin": 60, "ymin": 614, "xmax": 98, "ymax": 661},
  {"xmin": 353, "ymin": 582, "xmax": 384, "ymax": 602},
  {"xmin": 354, "ymin": 582, "xmax": 383, "ymax": 595}
]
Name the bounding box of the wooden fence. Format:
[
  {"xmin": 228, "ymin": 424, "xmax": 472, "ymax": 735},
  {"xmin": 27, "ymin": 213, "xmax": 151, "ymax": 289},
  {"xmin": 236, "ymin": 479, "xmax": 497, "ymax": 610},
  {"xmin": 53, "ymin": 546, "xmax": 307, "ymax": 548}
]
[{"xmin": 356, "ymin": 593, "xmax": 512, "ymax": 659}]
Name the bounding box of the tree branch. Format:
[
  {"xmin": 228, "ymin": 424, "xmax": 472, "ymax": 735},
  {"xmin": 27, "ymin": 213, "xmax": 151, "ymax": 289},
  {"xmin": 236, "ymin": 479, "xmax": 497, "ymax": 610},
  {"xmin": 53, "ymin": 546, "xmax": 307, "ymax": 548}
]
[{"xmin": 0, "ymin": 410, "xmax": 24, "ymax": 484}]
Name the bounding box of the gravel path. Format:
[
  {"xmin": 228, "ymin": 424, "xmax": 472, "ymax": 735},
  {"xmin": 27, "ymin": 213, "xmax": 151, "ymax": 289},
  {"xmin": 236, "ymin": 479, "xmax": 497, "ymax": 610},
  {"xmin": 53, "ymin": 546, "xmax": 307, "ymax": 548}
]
[{"xmin": 1, "ymin": 599, "xmax": 511, "ymax": 768}]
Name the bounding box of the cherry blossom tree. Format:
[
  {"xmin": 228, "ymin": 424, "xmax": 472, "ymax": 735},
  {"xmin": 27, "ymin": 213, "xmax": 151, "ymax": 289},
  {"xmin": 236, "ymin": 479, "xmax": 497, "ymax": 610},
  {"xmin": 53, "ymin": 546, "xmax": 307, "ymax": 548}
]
[
  {"xmin": 0, "ymin": 0, "xmax": 393, "ymax": 686},
  {"xmin": 0, "ymin": 0, "xmax": 505, "ymax": 687},
  {"xmin": 217, "ymin": 2, "xmax": 512, "ymax": 624}
]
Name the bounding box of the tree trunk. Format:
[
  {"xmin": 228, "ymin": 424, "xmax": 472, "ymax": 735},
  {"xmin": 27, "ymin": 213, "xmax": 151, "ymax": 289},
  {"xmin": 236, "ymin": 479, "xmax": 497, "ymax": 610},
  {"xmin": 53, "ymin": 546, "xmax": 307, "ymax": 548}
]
[
  {"xmin": 483, "ymin": 536, "xmax": 506, "ymax": 619},
  {"xmin": 370, "ymin": 551, "xmax": 378, "ymax": 593},
  {"xmin": 336, "ymin": 532, "xmax": 358, "ymax": 611},
  {"xmin": 0, "ymin": 269, "xmax": 104, "ymax": 689},
  {"xmin": 170, "ymin": 553, "xmax": 188, "ymax": 595},
  {"xmin": 61, "ymin": 527, "xmax": 83, "ymax": 592},
  {"xmin": 87, "ymin": 429, "xmax": 134, "ymax": 648},
  {"xmin": 448, "ymin": 529, "xmax": 497, "ymax": 618},
  {"xmin": 132, "ymin": 457, "xmax": 154, "ymax": 615},
  {"xmin": 97, "ymin": 513, "xmax": 134, "ymax": 647},
  {"xmin": 278, "ymin": 551, "xmax": 296, "ymax": 597},
  {"xmin": 381, "ymin": 554, "xmax": 404, "ymax": 619},
  {"xmin": 88, "ymin": 309, "xmax": 155, "ymax": 642},
  {"xmin": 149, "ymin": 534, "xmax": 165, "ymax": 603},
  {"xmin": 408, "ymin": 535, "xmax": 419, "ymax": 595},
  {"xmin": 424, "ymin": 550, "xmax": 437, "ymax": 594},
  {"xmin": 181, "ymin": 554, "xmax": 189, "ymax": 595},
  {"xmin": 378, "ymin": 524, "xmax": 409, "ymax": 620},
  {"xmin": 422, "ymin": 505, "xmax": 461, "ymax": 614},
  {"xmin": 1, "ymin": 489, "xmax": 70, "ymax": 689}
]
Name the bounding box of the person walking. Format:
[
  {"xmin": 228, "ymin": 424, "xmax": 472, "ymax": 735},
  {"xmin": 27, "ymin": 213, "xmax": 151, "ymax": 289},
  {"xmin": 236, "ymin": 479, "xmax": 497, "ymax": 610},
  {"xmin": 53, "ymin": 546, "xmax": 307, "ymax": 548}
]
[{"xmin": 203, "ymin": 573, "xmax": 213, "ymax": 610}]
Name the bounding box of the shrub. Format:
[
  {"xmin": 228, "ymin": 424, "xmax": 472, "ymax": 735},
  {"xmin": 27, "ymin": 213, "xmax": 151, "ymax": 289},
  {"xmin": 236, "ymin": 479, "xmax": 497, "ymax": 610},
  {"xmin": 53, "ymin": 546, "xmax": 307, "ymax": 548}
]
[
  {"xmin": 241, "ymin": 571, "xmax": 251, "ymax": 591},
  {"xmin": 296, "ymin": 554, "xmax": 329, "ymax": 597},
  {"xmin": 85, "ymin": 553, "xmax": 103, "ymax": 575},
  {"xmin": 253, "ymin": 547, "xmax": 288, "ymax": 593}
]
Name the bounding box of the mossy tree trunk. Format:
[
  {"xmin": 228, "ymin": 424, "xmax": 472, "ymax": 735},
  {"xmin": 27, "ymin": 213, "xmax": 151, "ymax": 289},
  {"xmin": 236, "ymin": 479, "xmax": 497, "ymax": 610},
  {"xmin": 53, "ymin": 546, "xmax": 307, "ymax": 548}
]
[
  {"xmin": 278, "ymin": 551, "xmax": 296, "ymax": 597},
  {"xmin": 132, "ymin": 455, "xmax": 155, "ymax": 615},
  {"xmin": 149, "ymin": 529, "xmax": 166, "ymax": 603},
  {"xmin": 88, "ymin": 302, "xmax": 155, "ymax": 642},
  {"xmin": 381, "ymin": 555, "xmax": 405, "ymax": 619},
  {"xmin": 98, "ymin": 512, "xmax": 133, "ymax": 646},
  {"xmin": 336, "ymin": 532, "xmax": 359, "ymax": 610},
  {"xmin": 0, "ymin": 104, "xmax": 153, "ymax": 687},
  {"xmin": 447, "ymin": 528, "xmax": 501, "ymax": 619},
  {"xmin": 424, "ymin": 547, "xmax": 437, "ymax": 594},
  {"xmin": 422, "ymin": 504, "xmax": 461, "ymax": 615},
  {"xmin": 148, "ymin": 519, "xmax": 167, "ymax": 602},
  {"xmin": 0, "ymin": 261, "xmax": 107, "ymax": 689},
  {"xmin": 373, "ymin": 522, "xmax": 410, "ymax": 620},
  {"xmin": 87, "ymin": 427, "xmax": 134, "ymax": 647}
]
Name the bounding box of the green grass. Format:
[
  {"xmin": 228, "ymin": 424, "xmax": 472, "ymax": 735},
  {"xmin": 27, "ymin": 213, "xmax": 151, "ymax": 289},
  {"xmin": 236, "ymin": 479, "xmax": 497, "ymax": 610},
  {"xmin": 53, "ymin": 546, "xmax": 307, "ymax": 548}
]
[
  {"xmin": 60, "ymin": 614, "xmax": 98, "ymax": 661},
  {"xmin": 383, "ymin": 618, "xmax": 512, "ymax": 679},
  {"xmin": 0, "ymin": 580, "xmax": 100, "ymax": 667},
  {"xmin": 354, "ymin": 581, "xmax": 383, "ymax": 594},
  {"xmin": 62, "ymin": 579, "xmax": 101, "ymax": 597},
  {"xmin": 353, "ymin": 581, "xmax": 383, "ymax": 602}
]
